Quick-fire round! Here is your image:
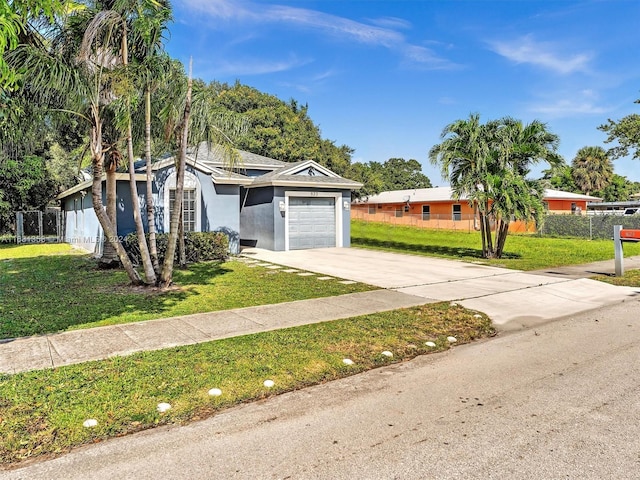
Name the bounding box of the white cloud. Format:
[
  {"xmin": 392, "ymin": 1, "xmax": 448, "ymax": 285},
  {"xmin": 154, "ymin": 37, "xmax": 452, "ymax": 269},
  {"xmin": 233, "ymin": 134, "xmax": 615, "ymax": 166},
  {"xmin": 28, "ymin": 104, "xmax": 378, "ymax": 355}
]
[
  {"xmin": 529, "ymin": 97, "xmax": 608, "ymax": 117},
  {"xmin": 489, "ymin": 35, "xmax": 591, "ymax": 75},
  {"xmin": 180, "ymin": 0, "xmax": 456, "ymax": 69},
  {"xmin": 214, "ymin": 55, "xmax": 312, "ymax": 76},
  {"xmin": 367, "ymin": 16, "xmax": 412, "ymax": 30}
]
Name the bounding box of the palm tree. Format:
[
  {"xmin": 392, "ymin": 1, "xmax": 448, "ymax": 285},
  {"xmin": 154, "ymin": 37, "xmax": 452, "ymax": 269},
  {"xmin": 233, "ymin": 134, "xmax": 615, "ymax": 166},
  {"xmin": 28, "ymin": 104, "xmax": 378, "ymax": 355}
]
[
  {"xmin": 571, "ymin": 146, "xmax": 613, "ymax": 196},
  {"xmin": 6, "ymin": 3, "xmax": 144, "ymax": 283},
  {"xmin": 80, "ymin": 0, "xmax": 174, "ymax": 284},
  {"xmin": 430, "ymin": 114, "xmax": 560, "ymax": 259},
  {"xmin": 429, "ymin": 113, "xmax": 496, "ymax": 257}
]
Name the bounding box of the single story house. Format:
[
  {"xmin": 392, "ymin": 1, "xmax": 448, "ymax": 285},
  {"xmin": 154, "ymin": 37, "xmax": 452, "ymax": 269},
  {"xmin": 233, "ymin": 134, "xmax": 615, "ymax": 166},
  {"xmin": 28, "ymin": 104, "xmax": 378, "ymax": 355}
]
[
  {"xmin": 58, "ymin": 144, "xmax": 361, "ymax": 255},
  {"xmin": 352, "ymin": 186, "xmax": 601, "ymax": 232}
]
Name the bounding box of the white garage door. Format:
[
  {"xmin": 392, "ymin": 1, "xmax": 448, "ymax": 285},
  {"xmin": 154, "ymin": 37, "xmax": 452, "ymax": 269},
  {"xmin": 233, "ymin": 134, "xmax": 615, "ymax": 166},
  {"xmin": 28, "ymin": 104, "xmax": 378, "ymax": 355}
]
[{"xmin": 289, "ymin": 197, "xmax": 336, "ymax": 250}]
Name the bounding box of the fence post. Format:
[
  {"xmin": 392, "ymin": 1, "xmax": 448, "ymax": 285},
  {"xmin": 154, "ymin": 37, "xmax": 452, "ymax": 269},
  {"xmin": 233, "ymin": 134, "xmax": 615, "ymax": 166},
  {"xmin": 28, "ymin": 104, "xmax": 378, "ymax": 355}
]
[
  {"xmin": 614, "ymin": 225, "xmax": 624, "ymax": 277},
  {"xmin": 16, "ymin": 212, "xmax": 23, "ymax": 243}
]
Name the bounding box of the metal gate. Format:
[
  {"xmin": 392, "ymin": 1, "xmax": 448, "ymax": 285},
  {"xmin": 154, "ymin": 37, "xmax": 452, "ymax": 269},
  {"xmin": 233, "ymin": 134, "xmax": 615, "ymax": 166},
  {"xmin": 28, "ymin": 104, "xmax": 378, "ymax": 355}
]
[{"xmin": 15, "ymin": 209, "xmax": 63, "ymax": 244}]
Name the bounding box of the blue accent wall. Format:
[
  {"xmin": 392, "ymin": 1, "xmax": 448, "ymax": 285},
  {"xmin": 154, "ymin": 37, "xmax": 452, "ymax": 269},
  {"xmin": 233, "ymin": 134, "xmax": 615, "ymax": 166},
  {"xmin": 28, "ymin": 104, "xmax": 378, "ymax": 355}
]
[{"xmin": 240, "ymin": 187, "xmax": 275, "ymax": 250}]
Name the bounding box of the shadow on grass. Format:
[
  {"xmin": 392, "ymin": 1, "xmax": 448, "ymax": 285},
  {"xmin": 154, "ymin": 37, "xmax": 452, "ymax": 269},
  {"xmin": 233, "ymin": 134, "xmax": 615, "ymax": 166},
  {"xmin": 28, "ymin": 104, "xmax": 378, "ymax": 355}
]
[
  {"xmin": 0, "ymin": 254, "xmax": 231, "ymax": 339},
  {"xmin": 351, "ymin": 237, "xmax": 522, "ymax": 260}
]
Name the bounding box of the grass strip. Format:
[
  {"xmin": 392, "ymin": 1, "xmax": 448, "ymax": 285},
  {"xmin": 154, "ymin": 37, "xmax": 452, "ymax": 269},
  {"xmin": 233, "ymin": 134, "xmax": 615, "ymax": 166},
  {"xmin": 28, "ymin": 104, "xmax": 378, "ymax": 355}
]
[
  {"xmin": 0, "ymin": 244, "xmax": 373, "ymax": 339},
  {"xmin": 0, "ymin": 303, "xmax": 493, "ymax": 465},
  {"xmin": 351, "ymin": 220, "xmax": 640, "ymax": 271},
  {"xmin": 592, "ymin": 269, "xmax": 640, "ymax": 287}
]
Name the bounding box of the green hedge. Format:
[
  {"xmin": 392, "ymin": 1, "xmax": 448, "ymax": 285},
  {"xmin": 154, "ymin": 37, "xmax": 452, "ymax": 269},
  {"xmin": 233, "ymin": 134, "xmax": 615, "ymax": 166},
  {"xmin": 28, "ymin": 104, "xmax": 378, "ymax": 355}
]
[
  {"xmin": 123, "ymin": 231, "xmax": 229, "ymax": 265},
  {"xmin": 539, "ymin": 214, "xmax": 640, "ymax": 239}
]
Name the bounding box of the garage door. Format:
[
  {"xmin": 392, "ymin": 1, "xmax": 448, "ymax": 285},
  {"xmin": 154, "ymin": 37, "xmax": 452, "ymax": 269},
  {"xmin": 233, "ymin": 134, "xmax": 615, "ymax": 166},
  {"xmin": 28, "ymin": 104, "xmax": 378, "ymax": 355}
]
[{"xmin": 289, "ymin": 197, "xmax": 336, "ymax": 250}]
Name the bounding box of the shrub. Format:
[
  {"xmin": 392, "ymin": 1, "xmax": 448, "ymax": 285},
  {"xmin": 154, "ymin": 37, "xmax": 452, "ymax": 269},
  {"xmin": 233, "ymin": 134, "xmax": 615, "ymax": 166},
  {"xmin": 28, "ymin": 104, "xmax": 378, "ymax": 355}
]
[{"xmin": 123, "ymin": 231, "xmax": 229, "ymax": 265}]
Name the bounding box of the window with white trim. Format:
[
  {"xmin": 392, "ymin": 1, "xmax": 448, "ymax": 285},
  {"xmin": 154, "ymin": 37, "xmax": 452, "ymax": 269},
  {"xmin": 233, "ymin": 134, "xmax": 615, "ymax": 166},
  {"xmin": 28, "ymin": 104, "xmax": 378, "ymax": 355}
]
[
  {"xmin": 169, "ymin": 189, "xmax": 196, "ymax": 232},
  {"xmin": 164, "ymin": 170, "xmax": 201, "ymax": 233}
]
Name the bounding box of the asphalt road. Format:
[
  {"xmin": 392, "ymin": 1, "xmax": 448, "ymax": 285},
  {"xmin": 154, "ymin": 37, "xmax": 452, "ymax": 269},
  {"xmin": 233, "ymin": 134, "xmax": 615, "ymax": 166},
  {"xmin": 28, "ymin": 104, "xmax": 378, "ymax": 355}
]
[{"xmin": 4, "ymin": 298, "xmax": 640, "ymax": 480}]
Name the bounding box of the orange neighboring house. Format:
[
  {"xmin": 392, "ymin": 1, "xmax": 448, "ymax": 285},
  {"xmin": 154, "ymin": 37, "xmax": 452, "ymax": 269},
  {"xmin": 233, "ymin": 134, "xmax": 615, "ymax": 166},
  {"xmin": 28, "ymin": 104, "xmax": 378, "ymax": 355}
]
[{"xmin": 351, "ymin": 187, "xmax": 601, "ymax": 233}]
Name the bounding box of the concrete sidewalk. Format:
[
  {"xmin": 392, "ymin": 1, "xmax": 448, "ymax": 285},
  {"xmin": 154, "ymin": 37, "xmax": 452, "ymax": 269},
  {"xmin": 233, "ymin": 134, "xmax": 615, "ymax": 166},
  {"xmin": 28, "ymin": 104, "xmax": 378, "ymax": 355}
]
[{"xmin": 0, "ymin": 289, "xmax": 428, "ymax": 375}]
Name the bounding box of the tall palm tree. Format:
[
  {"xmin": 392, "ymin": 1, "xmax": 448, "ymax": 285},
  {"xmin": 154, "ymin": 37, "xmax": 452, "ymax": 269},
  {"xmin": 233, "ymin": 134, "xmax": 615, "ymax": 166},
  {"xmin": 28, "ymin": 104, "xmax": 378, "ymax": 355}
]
[
  {"xmin": 571, "ymin": 146, "xmax": 613, "ymax": 196},
  {"xmin": 429, "ymin": 113, "xmax": 496, "ymax": 257},
  {"xmin": 430, "ymin": 114, "xmax": 560, "ymax": 259},
  {"xmin": 7, "ymin": 3, "xmax": 144, "ymax": 283}
]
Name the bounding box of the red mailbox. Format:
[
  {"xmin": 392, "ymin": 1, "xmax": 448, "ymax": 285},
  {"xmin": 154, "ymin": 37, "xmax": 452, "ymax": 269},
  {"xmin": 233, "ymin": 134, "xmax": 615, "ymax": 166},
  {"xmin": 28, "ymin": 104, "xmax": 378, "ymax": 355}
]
[{"xmin": 620, "ymin": 229, "xmax": 640, "ymax": 242}]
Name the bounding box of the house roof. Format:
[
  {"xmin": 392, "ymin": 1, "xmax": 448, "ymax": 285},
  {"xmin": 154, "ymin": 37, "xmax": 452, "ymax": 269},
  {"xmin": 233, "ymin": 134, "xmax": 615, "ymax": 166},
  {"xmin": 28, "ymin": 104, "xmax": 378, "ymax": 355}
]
[
  {"xmin": 190, "ymin": 142, "xmax": 286, "ymax": 170},
  {"xmin": 248, "ymin": 160, "xmax": 362, "ymax": 189},
  {"xmin": 353, "ymin": 187, "xmax": 601, "ymax": 204},
  {"xmin": 151, "ymin": 156, "xmax": 253, "ymax": 185},
  {"xmin": 56, "ymin": 173, "xmax": 147, "ymax": 200}
]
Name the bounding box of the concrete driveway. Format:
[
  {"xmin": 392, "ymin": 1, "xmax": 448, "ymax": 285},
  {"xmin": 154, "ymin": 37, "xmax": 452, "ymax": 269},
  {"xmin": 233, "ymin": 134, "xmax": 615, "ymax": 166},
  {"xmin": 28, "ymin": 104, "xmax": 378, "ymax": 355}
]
[{"xmin": 243, "ymin": 247, "xmax": 640, "ymax": 330}]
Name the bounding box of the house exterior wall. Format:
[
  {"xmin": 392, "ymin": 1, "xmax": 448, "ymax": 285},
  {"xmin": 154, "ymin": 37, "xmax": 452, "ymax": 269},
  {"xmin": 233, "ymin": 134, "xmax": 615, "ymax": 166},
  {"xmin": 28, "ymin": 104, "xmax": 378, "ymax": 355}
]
[
  {"xmin": 240, "ymin": 187, "xmax": 276, "ymax": 250},
  {"xmin": 545, "ymin": 199, "xmax": 588, "ymax": 214},
  {"xmin": 352, "ymin": 200, "xmax": 539, "ymax": 233},
  {"xmin": 62, "ymin": 191, "xmax": 103, "ymax": 254},
  {"xmin": 61, "ymin": 179, "xmax": 144, "ymax": 254},
  {"xmin": 154, "ymin": 165, "xmax": 241, "ymax": 253}
]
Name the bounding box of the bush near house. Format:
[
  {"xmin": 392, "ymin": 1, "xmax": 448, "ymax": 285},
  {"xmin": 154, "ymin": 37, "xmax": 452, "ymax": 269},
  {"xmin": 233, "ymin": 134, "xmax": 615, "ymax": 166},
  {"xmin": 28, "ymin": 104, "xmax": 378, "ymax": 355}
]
[{"xmin": 123, "ymin": 231, "xmax": 229, "ymax": 265}]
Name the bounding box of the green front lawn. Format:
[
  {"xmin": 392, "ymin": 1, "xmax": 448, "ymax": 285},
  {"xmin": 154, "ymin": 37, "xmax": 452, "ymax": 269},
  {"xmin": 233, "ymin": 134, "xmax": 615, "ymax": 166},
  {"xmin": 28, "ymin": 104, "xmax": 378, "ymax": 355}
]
[
  {"xmin": 351, "ymin": 220, "xmax": 640, "ymax": 271},
  {"xmin": 0, "ymin": 303, "xmax": 493, "ymax": 465},
  {"xmin": 0, "ymin": 244, "xmax": 373, "ymax": 339}
]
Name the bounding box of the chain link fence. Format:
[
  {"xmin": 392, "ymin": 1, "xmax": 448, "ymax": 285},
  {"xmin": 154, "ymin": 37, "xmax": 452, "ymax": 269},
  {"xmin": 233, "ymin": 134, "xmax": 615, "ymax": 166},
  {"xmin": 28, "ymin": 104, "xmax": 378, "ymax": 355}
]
[{"xmin": 538, "ymin": 214, "xmax": 640, "ymax": 240}]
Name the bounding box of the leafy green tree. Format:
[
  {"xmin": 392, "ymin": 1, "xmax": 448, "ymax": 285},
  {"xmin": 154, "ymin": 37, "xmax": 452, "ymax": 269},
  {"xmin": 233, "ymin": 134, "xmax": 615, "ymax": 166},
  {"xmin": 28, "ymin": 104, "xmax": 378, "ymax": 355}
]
[
  {"xmin": 571, "ymin": 146, "xmax": 613, "ymax": 195},
  {"xmin": 592, "ymin": 174, "xmax": 632, "ymax": 202},
  {"xmin": 599, "ymin": 98, "xmax": 640, "ymax": 160},
  {"xmin": 379, "ymin": 158, "xmax": 432, "ymax": 191},
  {"xmin": 1, "ymin": 0, "xmax": 64, "ymax": 88},
  {"xmin": 541, "ymin": 164, "xmax": 579, "ymax": 193},
  {"xmin": 430, "ymin": 114, "xmax": 560, "ymax": 259},
  {"xmin": 0, "ymin": 155, "xmax": 58, "ymax": 233},
  {"xmin": 346, "ymin": 162, "xmax": 385, "ymax": 199},
  {"xmin": 211, "ymin": 82, "xmax": 353, "ymax": 176}
]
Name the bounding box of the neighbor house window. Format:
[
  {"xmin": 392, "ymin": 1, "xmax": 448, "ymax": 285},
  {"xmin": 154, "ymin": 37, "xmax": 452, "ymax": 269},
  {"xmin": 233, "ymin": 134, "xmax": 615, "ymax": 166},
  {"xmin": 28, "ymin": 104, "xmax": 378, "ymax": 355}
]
[
  {"xmin": 169, "ymin": 189, "xmax": 196, "ymax": 232},
  {"xmin": 395, "ymin": 208, "xmax": 403, "ymax": 218},
  {"xmin": 368, "ymin": 205, "xmax": 376, "ymax": 214},
  {"xmin": 422, "ymin": 205, "xmax": 430, "ymax": 221},
  {"xmin": 571, "ymin": 202, "xmax": 577, "ymax": 214},
  {"xmin": 452, "ymin": 204, "xmax": 462, "ymax": 221}
]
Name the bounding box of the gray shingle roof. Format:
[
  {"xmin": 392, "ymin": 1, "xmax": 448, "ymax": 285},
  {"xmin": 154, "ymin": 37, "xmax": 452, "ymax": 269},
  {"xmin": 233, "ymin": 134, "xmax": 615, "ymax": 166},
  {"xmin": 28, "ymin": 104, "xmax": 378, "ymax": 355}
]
[
  {"xmin": 249, "ymin": 160, "xmax": 362, "ymax": 189},
  {"xmin": 191, "ymin": 142, "xmax": 286, "ymax": 169}
]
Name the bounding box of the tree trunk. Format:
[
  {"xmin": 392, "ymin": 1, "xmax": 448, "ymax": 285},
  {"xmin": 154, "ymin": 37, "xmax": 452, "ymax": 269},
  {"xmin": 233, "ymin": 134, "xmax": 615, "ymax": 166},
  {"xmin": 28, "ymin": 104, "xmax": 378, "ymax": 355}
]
[
  {"xmin": 100, "ymin": 159, "xmax": 119, "ymax": 268},
  {"xmin": 145, "ymin": 86, "xmax": 160, "ymax": 275},
  {"xmin": 495, "ymin": 219, "xmax": 510, "ymax": 258},
  {"xmin": 159, "ymin": 62, "xmax": 192, "ymax": 287},
  {"xmin": 178, "ymin": 208, "xmax": 186, "ymax": 268},
  {"xmin": 122, "ymin": 24, "xmax": 156, "ymax": 285},
  {"xmin": 90, "ymin": 116, "xmax": 141, "ymax": 285}
]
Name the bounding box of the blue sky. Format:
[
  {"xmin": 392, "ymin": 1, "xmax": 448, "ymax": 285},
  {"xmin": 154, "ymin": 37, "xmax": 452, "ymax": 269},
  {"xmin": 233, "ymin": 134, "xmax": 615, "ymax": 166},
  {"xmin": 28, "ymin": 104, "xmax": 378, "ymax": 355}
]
[{"xmin": 166, "ymin": 0, "xmax": 640, "ymax": 185}]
